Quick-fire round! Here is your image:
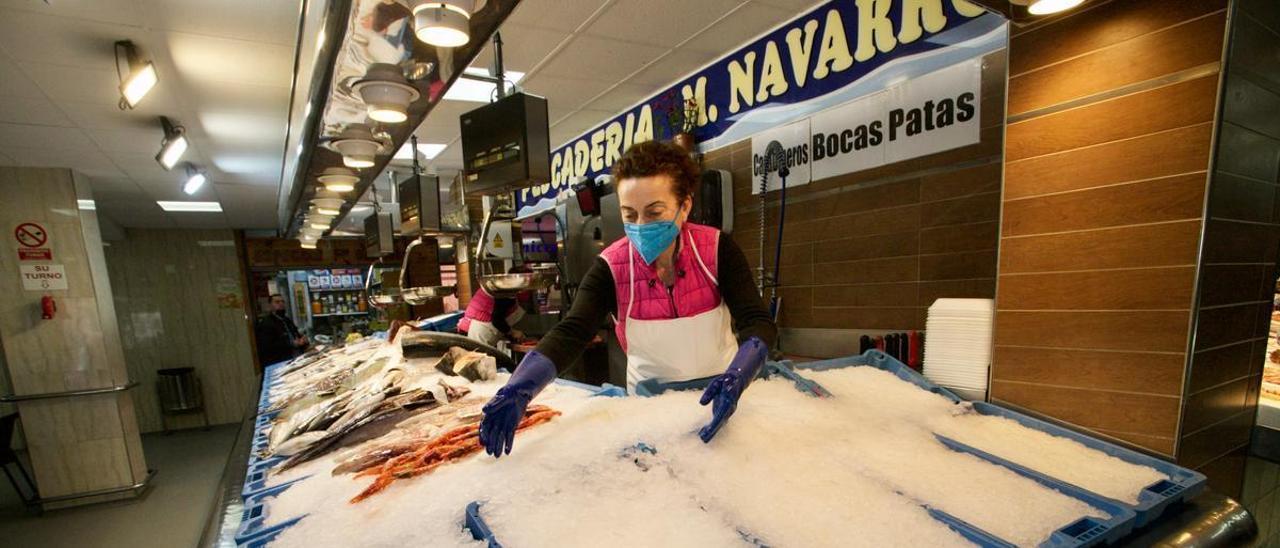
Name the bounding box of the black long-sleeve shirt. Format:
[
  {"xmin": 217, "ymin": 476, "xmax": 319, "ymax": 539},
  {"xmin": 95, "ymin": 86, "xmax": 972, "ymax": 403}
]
[{"xmin": 536, "ymin": 233, "xmax": 776, "ymax": 372}]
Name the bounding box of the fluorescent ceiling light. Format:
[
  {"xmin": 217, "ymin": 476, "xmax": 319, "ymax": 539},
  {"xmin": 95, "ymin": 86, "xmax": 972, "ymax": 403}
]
[
  {"xmin": 157, "ymin": 200, "xmax": 221, "ymax": 212},
  {"xmin": 1027, "ymin": 0, "xmax": 1084, "ymax": 14},
  {"xmin": 444, "ymin": 67, "xmax": 525, "ymax": 102},
  {"xmin": 300, "ymin": 241, "xmax": 317, "ymax": 249},
  {"xmin": 393, "ymin": 142, "xmax": 447, "ymax": 160},
  {"xmin": 77, "ymin": 199, "xmax": 96, "ymax": 210}
]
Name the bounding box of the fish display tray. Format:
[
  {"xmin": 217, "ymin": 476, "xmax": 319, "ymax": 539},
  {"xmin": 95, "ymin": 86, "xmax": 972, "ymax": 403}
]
[
  {"xmin": 603, "ymin": 351, "xmax": 1205, "ymax": 547},
  {"xmin": 235, "ymin": 480, "xmax": 308, "ymax": 545},
  {"xmin": 789, "ymin": 351, "xmax": 1207, "ymax": 530}
]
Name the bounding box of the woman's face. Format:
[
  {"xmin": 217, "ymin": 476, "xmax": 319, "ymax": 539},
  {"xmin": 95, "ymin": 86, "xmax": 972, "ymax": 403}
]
[{"xmin": 617, "ymin": 174, "xmax": 691, "ymax": 226}]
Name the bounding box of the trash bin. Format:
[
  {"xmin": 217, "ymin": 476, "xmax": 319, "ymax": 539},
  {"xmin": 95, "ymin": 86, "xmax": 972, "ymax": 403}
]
[
  {"xmin": 156, "ymin": 368, "xmax": 208, "ymax": 433},
  {"xmin": 156, "ymin": 367, "xmax": 203, "ymax": 412}
]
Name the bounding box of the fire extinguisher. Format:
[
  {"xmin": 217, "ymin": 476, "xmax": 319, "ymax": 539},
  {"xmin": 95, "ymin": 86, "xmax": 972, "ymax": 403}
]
[{"xmin": 41, "ymin": 294, "xmax": 56, "ymax": 320}]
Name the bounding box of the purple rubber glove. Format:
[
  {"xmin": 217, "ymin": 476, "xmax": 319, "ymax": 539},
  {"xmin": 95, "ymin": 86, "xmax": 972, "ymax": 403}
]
[
  {"xmin": 479, "ymin": 350, "xmax": 557, "ymax": 458},
  {"xmin": 698, "ymin": 337, "xmax": 768, "ymax": 443}
]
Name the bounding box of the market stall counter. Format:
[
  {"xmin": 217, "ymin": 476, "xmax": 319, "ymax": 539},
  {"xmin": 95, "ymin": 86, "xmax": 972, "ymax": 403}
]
[{"xmin": 202, "ymin": 337, "xmax": 1255, "ymax": 548}]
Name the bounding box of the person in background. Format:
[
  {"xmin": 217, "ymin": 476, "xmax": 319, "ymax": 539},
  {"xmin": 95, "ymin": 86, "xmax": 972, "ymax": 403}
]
[
  {"xmin": 458, "ymin": 286, "xmax": 526, "ymax": 348},
  {"xmin": 479, "ymin": 140, "xmax": 777, "ymax": 457},
  {"xmin": 256, "ymin": 294, "xmax": 308, "ymax": 365}
]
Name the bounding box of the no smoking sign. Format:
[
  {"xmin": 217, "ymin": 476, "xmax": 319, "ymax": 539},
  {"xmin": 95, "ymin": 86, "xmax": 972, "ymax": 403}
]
[{"xmin": 14, "ymin": 222, "xmax": 52, "ymax": 261}]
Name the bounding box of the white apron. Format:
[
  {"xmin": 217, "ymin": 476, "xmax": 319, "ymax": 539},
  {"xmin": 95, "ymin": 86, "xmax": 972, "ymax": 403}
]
[
  {"xmin": 623, "ymin": 236, "xmax": 738, "ymax": 393},
  {"xmin": 466, "ymin": 320, "xmax": 504, "ymax": 348}
]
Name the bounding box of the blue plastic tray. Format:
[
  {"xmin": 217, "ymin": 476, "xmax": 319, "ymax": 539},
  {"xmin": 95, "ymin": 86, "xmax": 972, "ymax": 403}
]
[
  {"xmin": 416, "ymin": 311, "xmax": 464, "ymax": 333},
  {"xmin": 235, "ymin": 480, "xmax": 307, "ymax": 545},
  {"xmin": 465, "ymin": 501, "xmax": 503, "ymax": 548},
  {"xmin": 631, "ymin": 362, "xmax": 795, "ymax": 397},
  {"xmin": 787, "ymin": 350, "xmax": 1207, "ymax": 539}
]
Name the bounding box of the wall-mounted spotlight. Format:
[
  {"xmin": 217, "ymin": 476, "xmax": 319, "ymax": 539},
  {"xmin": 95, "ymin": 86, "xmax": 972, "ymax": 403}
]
[
  {"xmin": 182, "ymin": 164, "xmax": 207, "ymax": 195},
  {"xmin": 299, "ymin": 238, "xmax": 318, "ymax": 250},
  {"xmin": 318, "ymin": 166, "xmax": 358, "ymax": 193},
  {"xmin": 328, "ymin": 123, "xmax": 383, "ymax": 169},
  {"xmin": 156, "ymin": 116, "xmax": 188, "ymax": 170},
  {"xmin": 114, "ymin": 40, "xmax": 156, "ymax": 110},
  {"xmin": 413, "ymin": 1, "xmax": 473, "ymax": 47},
  {"xmin": 353, "ymin": 64, "xmax": 420, "ymax": 124}
]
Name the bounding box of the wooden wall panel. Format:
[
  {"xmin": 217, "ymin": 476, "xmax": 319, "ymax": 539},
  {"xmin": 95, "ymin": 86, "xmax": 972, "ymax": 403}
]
[
  {"xmin": 993, "ymin": 0, "xmax": 1225, "ymax": 457},
  {"xmin": 1004, "ymin": 123, "xmax": 1213, "ymax": 200},
  {"xmin": 705, "ymin": 50, "xmax": 1008, "ymax": 336}
]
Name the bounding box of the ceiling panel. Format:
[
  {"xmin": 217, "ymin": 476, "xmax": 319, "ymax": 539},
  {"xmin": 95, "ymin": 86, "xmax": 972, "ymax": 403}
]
[
  {"xmin": 84, "ymin": 127, "xmax": 170, "ymax": 154},
  {"xmin": 536, "ymin": 35, "xmax": 669, "ymax": 83},
  {"xmin": 0, "ymin": 123, "xmax": 98, "ymax": 150},
  {"xmin": 550, "ymin": 108, "xmax": 614, "ymax": 145},
  {"xmin": 584, "ymin": 0, "xmax": 744, "ymax": 48},
  {"xmin": 95, "ymin": 198, "xmax": 173, "ymax": 228},
  {"xmin": 22, "ymin": 64, "xmax": 139, "ymax": 105},
  {"xmin": 0, "ymin": 94, "xmax": 74, "ymax": 126},
  {"xmin": 583, "ymin": 82, "xmax": 655, "ymax": 113},
  {"xmin": 216, "ymin": 183, "xmax": 279, "ymax": 229},
  {"xmin": 86, "ymin": 176, "xmax": 143, "ymax": 197},
  {"xmin": 162, "ymin": 31, "xmax": 294, "ymax": 88},
  {"xmin": 682, "ymin": 2, "xmax": 797, "ymax": 54},
  {"xmin": 136, "ymin": 0, "xmax": 301, "ymax": 46},
  {"xmin": 472, "ymin": 23, "xmax": 568, "ymax": 75},
  {"xmin": 57, "ymin": 99, "xmax": 179, "ymax": 131},
  {"xmin": 0, "ymin": 0, "xmax": 144, "ymax": 27},
  {"xmin": 506, "ymin": 0, "xmax": 610, "ymax": 32},
  {"xmin": 0, "ymin": 54, "xmax": 44, "ymax": 98},
  {"xmin": 188, "ymin": 84, "xmax": 290, "ymax": 147},
  {"xmin": 0, "ymin": 9, "xmax": 139, "ymax": 69},
  {"xmin": 522, "ymin": 74, "xmax": 615, "ymax": 121},
  {"xmin": 624, "ymin": 47, "xmax": 718, "ymax": 87}
]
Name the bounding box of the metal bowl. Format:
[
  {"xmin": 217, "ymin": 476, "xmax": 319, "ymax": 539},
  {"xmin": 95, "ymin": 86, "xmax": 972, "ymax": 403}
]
[
  {"xmin": 479, "ymin": 267, "xmax": 557, "ymax": 296},
  {"xmin": 401, "ymin": 284, "xmax": 456, "ymax": 305}
]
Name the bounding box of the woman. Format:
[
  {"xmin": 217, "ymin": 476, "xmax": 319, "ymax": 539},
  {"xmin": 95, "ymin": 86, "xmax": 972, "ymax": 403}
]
[
  {"xmin": 479, "ymin": 140, "xmax": 777, "ymax": 457},
  {"xmin": 457, "ymin": 286, "xmax": 525, "ymax": 347}
]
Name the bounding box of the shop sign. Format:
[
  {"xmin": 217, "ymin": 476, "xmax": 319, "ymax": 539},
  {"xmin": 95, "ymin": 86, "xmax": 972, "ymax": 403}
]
[
  {"xmin": 516, "ymin": 0, "xmax": 1004, "ymax": 216},
  {"xmin": 14, "ymin": 222, "xmax": 53, "ymax": 261},
  {"xmin": 751, "ymin": 119, "xmax": 813, "ymax": 194},
  {"xmin": 20, "ymin": 264, "xmax": 67, "ymax": 291},
  {"xmin": 810, "ymin": 57, "xmax": 981, "ymax": 182}
]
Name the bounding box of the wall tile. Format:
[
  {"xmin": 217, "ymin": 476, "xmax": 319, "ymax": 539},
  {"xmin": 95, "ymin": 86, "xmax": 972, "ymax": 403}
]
[
  {"xmin": 998, "ymin": 220, "xmax": 1201, "ymax": 273},
  {"xmin": 991, "ymin": 380, "xmax": 1180, "ymax": 437},
  {"xmin": 992, "ymin": 345, "xmax": 1184, "ymax": 395},
  {"xmin": 998, "ymin": 267, "xmax": 1195, "ymax": 311}
]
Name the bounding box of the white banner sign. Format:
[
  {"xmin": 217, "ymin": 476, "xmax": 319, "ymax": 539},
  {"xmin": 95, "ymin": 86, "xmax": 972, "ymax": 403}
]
[
  {"xmin": 20, "ymin": 264, "xmax": 67, "ymax": 291},
  {"xmin": 750, "ymin": 118, "xmax": 812, "ymax": 195},
  {"xmin": 753, "ymin": 59, "xmax": 982, "ymax": 190}
]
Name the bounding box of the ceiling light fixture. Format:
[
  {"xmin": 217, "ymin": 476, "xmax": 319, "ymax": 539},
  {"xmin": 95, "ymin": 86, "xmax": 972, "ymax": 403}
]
[
  {"xmin": 413, "ymin": 0, "xmax": 473, "ymax": 47},
  {"xmin": 300, "ymin": 240, "xmax": 317, "ymax": 249},
  {"xmin": 318, "ymin": 166, "xmax": 359, "ymax": 193},
  {"xmin": 310, "ymin": 220, "xmax": 332, "ymax": 230},
  {"xmin": 312, "ymin": 197, "xmax": 344, "ymax": 216},
  {"xmin": 77, "ymin": 199, "xmax": 96, "ymax": 210},
  {"xmin": 1025, "ymin": 0, "xmax": 1084, "ymax": 15},
  {"xmin": 182, "ymin": 164, "xmax": 207, "ymax": 195},
  {"xmin": 328, "ymin": 123, "xmax": 383, "ymax": 169},
  {"xmin": 155, "ymin": 116, "xmax": 188, "ymax": 170},
  {"xmin": 352, "ymin": 63, "xmax": 421, "ymax": 124},
  {"xmin": 114, "ymin": 40, "xmax": 156, "ymax": 110},
  {"xmin": 157, "ymin": 200, "xmax": 221, "ymax": 212}
]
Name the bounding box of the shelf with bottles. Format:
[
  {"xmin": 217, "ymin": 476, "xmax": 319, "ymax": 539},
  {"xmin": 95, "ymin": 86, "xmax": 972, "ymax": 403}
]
[{"xmin": 309, "ymin": 290, "xmax": 368, "ymax": 317}]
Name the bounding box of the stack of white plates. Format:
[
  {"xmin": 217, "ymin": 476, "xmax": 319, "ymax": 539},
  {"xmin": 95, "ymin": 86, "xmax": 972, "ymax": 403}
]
[{"xmin": 922, "ymin": 298, "xmax": 994, "ymax": 401}]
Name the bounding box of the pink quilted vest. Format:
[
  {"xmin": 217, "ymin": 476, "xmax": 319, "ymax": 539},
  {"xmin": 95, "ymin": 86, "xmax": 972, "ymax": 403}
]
[
  {"xmin": 457, "ymin": 287, "xmax": 497, "ymax": 333},
  {"xmin": 600, "ymin": 222, "xmax": 722, "ymax": 352}
]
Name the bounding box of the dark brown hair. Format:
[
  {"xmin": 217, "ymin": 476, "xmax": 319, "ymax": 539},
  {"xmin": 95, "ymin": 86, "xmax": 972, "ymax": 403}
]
[{"xmin": 611, "ymin": 140, "xmax": 700, "ymax": 203}]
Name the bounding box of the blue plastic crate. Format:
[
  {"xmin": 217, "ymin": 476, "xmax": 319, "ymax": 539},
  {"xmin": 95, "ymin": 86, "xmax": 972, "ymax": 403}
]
[
  {"xmin": 788, "ymin": 350, "xmax": 1207, "ymax": 538},
  {"xmin": 965, "ymin": 401, "xmax": 1205, "ymax": 527},
  {"xmin": 631, "ymin": 362, "xmax": 796, "ymax": 397},
  {"xmin": 235, "ymin": 480, "xmax": 307, "ymax": 545},
  {"xmin": 416, "ymin": 311, "xmax": 464, "ymax": 333},
  {"xmin": 465, "ymin": 501, "xmax": 503, "ymax": 548},
  {"xmin": 553, "ymin": 378, "xmax": 626, "ymax": 397}
]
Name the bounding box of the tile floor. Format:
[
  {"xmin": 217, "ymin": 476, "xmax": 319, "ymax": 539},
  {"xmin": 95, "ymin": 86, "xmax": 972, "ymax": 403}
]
[
  {"xmin": 1244, "ymin": 456, "xmax": 1280, "ymax": 547},
  {"xmin": 0, "ymin": 425, "xmax": 238, "ymax": 548}
]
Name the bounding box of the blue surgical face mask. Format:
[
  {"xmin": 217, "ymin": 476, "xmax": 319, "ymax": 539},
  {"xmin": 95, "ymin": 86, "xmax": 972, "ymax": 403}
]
[{"xmin": 624, "ymin": 207, "xmax": 681, "ymax": 265}]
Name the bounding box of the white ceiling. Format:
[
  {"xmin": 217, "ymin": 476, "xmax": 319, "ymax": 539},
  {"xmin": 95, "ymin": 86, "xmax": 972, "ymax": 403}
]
[
  {"xmin": 0, "ymin": 0, "xmax": 299, "ymax": 229},
  {"xmin": 0, "ymin": 0, "xmax": 819, "ymax": 231},
  {"xmin": 396, "ymin": 0, "xmax": 819, "ymax": 177}
]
